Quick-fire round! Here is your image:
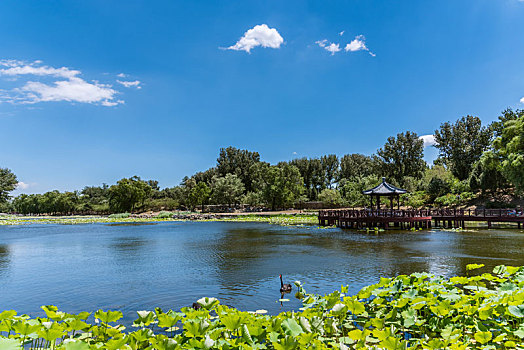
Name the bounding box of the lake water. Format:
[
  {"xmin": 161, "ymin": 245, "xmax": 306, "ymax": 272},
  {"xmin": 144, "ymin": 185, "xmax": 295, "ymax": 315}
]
[{"xmin": 1, "ymin": 222, "xmax": 523, "ymax": 323}]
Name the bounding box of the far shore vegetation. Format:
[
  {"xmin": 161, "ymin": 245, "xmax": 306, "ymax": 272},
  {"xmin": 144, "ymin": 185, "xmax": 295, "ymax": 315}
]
[{"xmin": 1, "ymin": 109, "xmax": 523, "ymax": 217}]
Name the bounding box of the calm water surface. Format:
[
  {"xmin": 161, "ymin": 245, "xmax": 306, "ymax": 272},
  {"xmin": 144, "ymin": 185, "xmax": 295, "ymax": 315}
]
[{"xmin": 0, "ymin": 222, "xmax": 523, "ymax": 323}]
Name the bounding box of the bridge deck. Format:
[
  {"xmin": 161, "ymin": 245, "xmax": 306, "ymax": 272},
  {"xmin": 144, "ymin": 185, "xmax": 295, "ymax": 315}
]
[{"xmin": 318, "ymin": 208, "xmax": 524, "ymax": 229}]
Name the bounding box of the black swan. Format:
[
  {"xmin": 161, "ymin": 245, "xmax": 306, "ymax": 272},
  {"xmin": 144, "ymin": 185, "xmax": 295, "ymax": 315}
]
[{"xmin": 279, "ymin": 274, "xmax": 292, "ymax": 293}]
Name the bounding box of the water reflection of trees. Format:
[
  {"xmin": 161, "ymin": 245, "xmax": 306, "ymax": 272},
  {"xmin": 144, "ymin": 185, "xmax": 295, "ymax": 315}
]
[
  {"xmin": 108, "ymin": 237, "xmax": 150, "ymax": 262},
  {"xmin": 207, "ymin": 225, "xmax": 524, "ymax": 293},
  {"xmin": 0, "ymin": 244, "xmax": 10, "ymax": 277}
]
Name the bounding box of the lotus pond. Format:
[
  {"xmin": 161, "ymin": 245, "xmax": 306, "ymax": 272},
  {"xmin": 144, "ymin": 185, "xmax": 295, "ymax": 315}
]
[{"xmin": 1, "ymin": 222, "xmax": 524, "ymax": 348}]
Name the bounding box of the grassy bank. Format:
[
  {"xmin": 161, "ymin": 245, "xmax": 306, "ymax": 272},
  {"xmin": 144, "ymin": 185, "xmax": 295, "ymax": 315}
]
[
  {"xmin": 1, "ymin": 264, "xmax": 524, "ymax": 349},
  {"xmin": 0, "ymin": 213, "xmax": 319, "ymax": 226}
]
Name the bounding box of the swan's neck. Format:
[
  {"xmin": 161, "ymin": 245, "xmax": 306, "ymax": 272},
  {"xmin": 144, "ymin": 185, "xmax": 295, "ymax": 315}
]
[{"xmin": 280, "ymin": 275, "xmax": 283, "ymax": 287}]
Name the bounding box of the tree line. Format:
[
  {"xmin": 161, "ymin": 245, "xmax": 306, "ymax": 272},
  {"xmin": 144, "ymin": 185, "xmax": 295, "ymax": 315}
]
[{"xmin": 1, "ymin": 108, "xmax": 522, "ymax": 215}]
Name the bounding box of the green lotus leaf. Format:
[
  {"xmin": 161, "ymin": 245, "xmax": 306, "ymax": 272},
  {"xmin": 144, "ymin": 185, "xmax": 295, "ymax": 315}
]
[
  {"xmin": 0, "ymin": 310, "xmax": 16, "ymax": 321},
  {"xmin": 466, "ymin": 263, "xmax": 485, "ymax": 271},
  {"xmin": 508, "ymin": 305, "xmax": 524, "ymax": 318},
  {"xmin": 94, "ymin": 309, "xmax": 123, "ymax": 323},
  {"xmin": 12, "ymin": 319, "xmax": 40, "ymax": 336},
  {"xmin": 401, "ymin": 308, "xmax": 417, "ymax": 327},
  {"xmin": 0, "ymin": 337, "xmax": 21, "ymax": 350},
  {"xmin": 281, "ymin": 318, "xmax": 303, "ymax": 337},
  {"xmin": 474, "ymin": 331, "xmax": 492, "ymax": 344},
  {"xmin": 63, "ymin": 340, "xmax": 90, "ymax": 350}
]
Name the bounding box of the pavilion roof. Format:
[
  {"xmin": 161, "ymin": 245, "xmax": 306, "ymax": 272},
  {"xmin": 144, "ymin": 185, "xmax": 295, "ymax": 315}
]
[{"xmin": 362, "ymin": 177, "xmax": 407, "ymax": 195}]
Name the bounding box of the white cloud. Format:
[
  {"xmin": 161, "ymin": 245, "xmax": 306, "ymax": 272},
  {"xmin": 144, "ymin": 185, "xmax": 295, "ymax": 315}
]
[
  {"xmin": 520, "ymin": 96, "xmax": 524, "ymax": 104},
  {"xmin": 226, "ymin": 24, "xmax": 284, "ymax": 53},
  {"xmin": 339, "ymin": 31, "xmax": 345, "ymax": 36},
  {"xmin": 345, "ymin": 35, "xmax": 376, "ymax": 56},
  {"xmin": 316, "ymin": 40, "xmax": 341, "ymax": 55},
  {"xmin": 17, "ymin": 182, "xmax": 31, "ymax": 190},
  {"xmin": 117, "ymin": 80, "xmax": 141, "ymax": 89},
  {"xmin": 419, "ymin": 135, "xmax": 437, "ymax": 147},
  {"xmin": 19, "ymin": 77, "xmax": 122, "ymax": 106},
  {"xmin": 117, "ymin": 73, "xmax": 127, "ymax": 78},
  {"xmin": 0, "ymin": 60, "xmax": 129, "ymax": 106},
  {"xmin": 292, "ymin": 151, "xmax": 297, "ymax": 155},
  {"xmin": 0, "ymin": 63, "xmax": 79, "ymax": 79}
]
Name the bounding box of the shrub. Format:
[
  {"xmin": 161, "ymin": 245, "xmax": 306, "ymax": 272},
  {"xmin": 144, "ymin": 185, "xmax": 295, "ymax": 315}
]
[
  {"xmin": 318, "ymin": 188, "xmax": 346, "ymax": 208},
  {"xmin": 108, "ymin": 212, "xmax": 130, "ymax": 219},
  {"xmin": 156, "ymin": 211, "xmax": 174, "ymax": 218}
]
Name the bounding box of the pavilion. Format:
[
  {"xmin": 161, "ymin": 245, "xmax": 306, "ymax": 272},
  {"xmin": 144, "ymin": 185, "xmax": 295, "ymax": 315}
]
[{"xmin": 362, "ymin": 177, "xmax": 407, "ymax": 210}]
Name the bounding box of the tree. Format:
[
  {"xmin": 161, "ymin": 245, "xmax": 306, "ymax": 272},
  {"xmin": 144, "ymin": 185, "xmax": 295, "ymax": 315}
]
[
  {"xmin": 490, "ymin": 108, "xmax": 523, "ymax": 138},
  {"xmin": 108, "ymin": 176, "xmax": 152, "ymax": 212},
  {"xmin": 423, "ymin": 165, "xmax": 453, "ymax": 201},
  {"xmin": 191, "ymin": 168, "xmax": 218, "ymax": 186},
  {"xmin": 338, "ymin": 175, "xmax": 381, "ymax": 207},
  {"xmin": 290, "ymin": 158, "xmax": 324, "ymax": 200},
  {"xmin": 253, "ymin": 163, "xmax": 304, "ymax": 210},
  {"xmin": 216, "ymin": 146, "xmax": 260, "ymax": 192},
  {"xmin": 469, "ymin": 153, "xmax": 507, "ymax": 193},
  {"xmin": 339, "ymin": 154, "xmax": 374, "ymax": 182},
  {"xmin": 211, "ymin": 174, "xmax": 245, "ymax": 207},
  {"xmin": 318, "ymin": 189, "xmax": 345, "ymax": 208},
  {"xmin": 376, "ymin": 131, "xmax": 426, "ymax": 185},
  {"xmin": 188, "ymin": 182, "xmax": 211, "ymax": 211},
  {"xmin": 321, "ymin": 154, "xmax": 339, "ymax": 189},
  {"xmin": 81, "ymin": 184, "xmax": 109, "ymax": 205},
  {"xmin": 0, "ymin": 167, "xmax": 18, "ymax": 204},
  {"xmin": 434, "ymin": 115, "xmax": 492, "ymax": 180},
  {"xmin": 491, "ymin": 115, "xmax": 524, "ymax": 193}
]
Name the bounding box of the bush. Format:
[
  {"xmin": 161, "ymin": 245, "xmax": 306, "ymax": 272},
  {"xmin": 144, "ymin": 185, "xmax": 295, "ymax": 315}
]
[
  {"xmin": 434, "ymin": 192, "xmax": 474, "ymax": 207},
  {"xmin": 156, "ymin": 211, "xmax": 174, "ymax": 218},
  {"xmin": 400, "ymin": 191, "xmax": 429, "ymax": 208},
  {"xmin": 108, "ymin": 212, "xmax": 130, "ymax": 219},
  {"xmin": 318, "ymin": 188, "xmax": 346, "ymax": 208}
]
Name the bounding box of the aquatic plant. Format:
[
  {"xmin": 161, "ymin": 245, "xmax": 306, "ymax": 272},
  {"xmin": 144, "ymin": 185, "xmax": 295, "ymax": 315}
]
[
  {"xmin": 0, "ymin": 214, "xmax": 319, "ymax": 226},
  {"xmin": 1, "ymin": 265, "xmax": 524, "ymax": 349}
]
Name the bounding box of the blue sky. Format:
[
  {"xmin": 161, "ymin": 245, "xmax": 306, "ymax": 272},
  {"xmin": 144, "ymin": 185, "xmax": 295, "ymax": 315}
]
[{"xmin": 1, "ymin": 0, "xmax": 523, "ymax": 194}]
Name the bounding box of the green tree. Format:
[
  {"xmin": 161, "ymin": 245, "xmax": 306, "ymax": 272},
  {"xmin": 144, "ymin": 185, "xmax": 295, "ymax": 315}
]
[
  {"xmin": 318, "ymin": 188, "xmax": 345, "ymax": 208},
  {"xmin": 339, "ymin": 154, "xmax": 375, "ymax": 182},
  {"xmin": 491, "ymin": 115, "xmax": 524, "ymax": 193},
  {"xmin": 253, "ymin": 163, "xmax": 304, "ymax": 210},
  {"xmin": 490, "ymin": 108, "xmax": 523, "ymax": 138},
  {"xmin": 434, "ymin": 115, "xmax": 492, "ymax": 180},
  {"xmin": 320, "ymin": 154, "xmax": 339, "ymax": 189},
  {"xmin": 81, "ymin": 184, "xmax": 109, "ymax": 205},
  {"xmin": 469, "ymin": 153, "xmax": 507, "ymax": 193},
  {"xmin": 0, "ymin": 167, "xmax": 18, "ymax": 204},
  {"xmin": 338, "ymin": 175, "xmax": 381, "ymax": 207},
  {"xmin": 108, "ymin": 176, "xmax": 152, "ymax": 212},
  {"xmin": 290, "ymin": 158, "xmax": 324, "ymax": 200},
  {"xmin": 211, "ymin": 174, "xmax": 245, "ymax": 207},
  {"xmin": 423, "ymin": 165, "xmax": 453, "ymax": 201},
  {"xmin": 216, "ymin": 146, "xmax": 260, "ymax": 192},
  {"xmin": 189, "ymin": 182, "xmax": 211, "ymax": 211},
  {"xmin": 376, "ymin": 131, "xmax": 426, "ymax": 185}
]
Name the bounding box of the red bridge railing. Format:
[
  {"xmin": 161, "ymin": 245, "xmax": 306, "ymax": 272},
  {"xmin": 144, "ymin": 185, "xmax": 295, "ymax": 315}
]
[{"xmin": 318, "ymin": 208, "xmax": 524, "ymax": 219}]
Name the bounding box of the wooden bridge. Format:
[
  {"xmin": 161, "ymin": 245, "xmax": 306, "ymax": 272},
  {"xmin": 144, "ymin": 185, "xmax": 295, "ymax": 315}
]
[{"xmin": 318, "ymin": 208, "xmax": 524, "ymax": 229}]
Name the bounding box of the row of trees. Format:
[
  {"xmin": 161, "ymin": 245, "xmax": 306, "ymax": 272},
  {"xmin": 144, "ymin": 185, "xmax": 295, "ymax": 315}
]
[{"xmin": 1, "ymin": 108, "xmax": 522, "ymax": 214}]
